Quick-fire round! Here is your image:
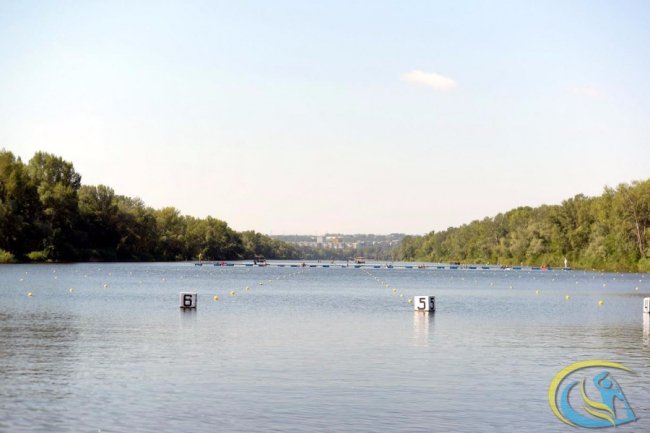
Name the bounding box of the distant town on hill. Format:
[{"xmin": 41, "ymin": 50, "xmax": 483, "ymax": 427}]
[{"xmin": 271, "ymin": 234, "xmax": 406, "ymax": 261}]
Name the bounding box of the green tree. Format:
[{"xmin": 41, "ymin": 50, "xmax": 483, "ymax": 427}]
[
  {"xmin": 0, "ymin": 150, "xmax": 41, "ymax": 257},
  {"xmin": 185, "ymin": 216, "xmax": 243, "ymax": 260},
  {"xmin": 154, "ymin": 207, "xmax": 187, "ymax": 260},
  {"xmin": 613, "ymin": 180, "xmax": 650, "ymax": 259},
  {"xmin": 78, "ymin": 185, "xmax": 120, "ymax": 259},
  {"xmin": 113, "ymin": 195, "xmax": 157, "ymax": 260},
  {"xmin": 27, "ymin": 152, "xmax": 82, "ymax": 260}
]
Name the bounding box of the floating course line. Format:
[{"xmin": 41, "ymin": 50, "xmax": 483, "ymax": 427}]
[{"xmin": 193, "ymin": 262, "xmax": 572, "ymax": 271}]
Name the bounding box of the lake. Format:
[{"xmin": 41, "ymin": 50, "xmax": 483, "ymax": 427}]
[{"xmin": 1, "ymin": 262, "xmax": 649, "ymax": 432}]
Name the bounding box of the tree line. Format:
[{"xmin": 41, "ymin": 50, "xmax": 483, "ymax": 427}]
[
  {"xmin": 4, "ymin": 149, "xmax": 650, "ymax": 271},
  {"xmin": 393, "ymin": 180, "xmax": 650, "ymax": 272},
  {"xmin": 0, "ymin": 150, "xmax": 300, "ymax": 262}
]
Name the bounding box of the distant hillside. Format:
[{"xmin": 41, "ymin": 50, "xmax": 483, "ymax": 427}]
[
  {"xmin": 393, "ymin": 179, "xmax": 650, "ymax": 272},
  {"xmin": 271, "ymin": 233, "xmax": 405, "ymax": 261}
]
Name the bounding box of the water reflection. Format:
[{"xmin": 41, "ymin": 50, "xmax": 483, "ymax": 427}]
[
  {"xmin": 180, "ymin": 307, "xmax": 197, "ymax": 328},
  {"xmin": 412, "ymin": 311, "xmax": 434, "ymax": 346},
  {"xmin": 643, "ymin": 314, "xmax": 649, "ymax": 346}
]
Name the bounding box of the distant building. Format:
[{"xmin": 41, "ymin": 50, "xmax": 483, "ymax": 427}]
[{"xmin": 274, "ymin": 233, "xmax": 406, "ymax": 251}]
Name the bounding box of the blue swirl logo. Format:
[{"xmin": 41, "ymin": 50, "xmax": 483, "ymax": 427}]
[{"xmin": 549, "ymin": 360, "xmax": 637, "ymax": 428}]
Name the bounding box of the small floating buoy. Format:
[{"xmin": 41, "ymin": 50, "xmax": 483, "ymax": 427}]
[
  {"xmin": 229, "ymin": 290, "xmax": 236, "ymax": 296},
  {"xmin": 69, "ymin": 288, "xmax": 74, "ymax": 293},
  {"xmin": 213, "ymin": 295, "xmax": 219, "ymax": 301},
  {"xmin": 259, "ymin": 282, "xmax": 263, "ymax": 286},
  {"xmin": 103, "ymin": 283, "xmax": 109, "ymax": 288},
  {"xmin": 598, "ymin": 300, "xmax": 604, "ymax": 306},
  {"xmin": 535, "ymin": 290, "xmax": 539, "ymax": 295},
  {"xmin": 408, "ymin": 298, "xmax": 413, "ymax": 304},
  {"xmin": 565, "ymin": 295, "xmax": 571, "ymax": 300},
  {"xmin": 392, "ymin": 288, "xmax": 397, "ymax": 293},
  {"xmin": 399, "ymin": 294, "xmax": 403, "ymax": 298},
  {"xmin": 245, "ymin": 286, "xmax": 250, "ymax": 292},
  {"xmin": 27, "ymin": 292, "xmax": 33, "ymax": 297}
]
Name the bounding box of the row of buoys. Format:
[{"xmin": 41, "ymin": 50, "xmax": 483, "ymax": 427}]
[
  {"xmin": 361, "ymin": 268, "xmax": 614, "ymax": 311},
  {"xmin": 205, "ymin": 268, "xmax": 308, "ymax": 306},
  {"xmin": 364, "ymin": 269, "xmax": 436, "ymax": 312},
  {"xmin": 363, "ymin": 269, "xmax": 414, "ymax": 306},
  {"xmin": 25, "ymin": 287, "xmax": 77, "ymax": 297}
]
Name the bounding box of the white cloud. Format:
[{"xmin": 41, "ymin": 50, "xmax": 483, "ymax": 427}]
[
  {"xmin": 401, "ymin": 70, "xmax": 457, "ymax": 91},
  {"xmin": 571, "ymin": 86, "xmax": 605, "ymax": 99}
]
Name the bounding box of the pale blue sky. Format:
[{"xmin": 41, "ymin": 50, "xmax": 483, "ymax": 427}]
[{"xmin": 1, "ymin": 1, "xmax": 649, "ymax": 234}]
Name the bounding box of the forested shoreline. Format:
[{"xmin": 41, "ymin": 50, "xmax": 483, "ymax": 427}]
[
  {"xmin": 0, "ymin": 150, "xmax": 300, "ymax": 262},
  {"xmin": 3, "ymin": 149, "xmax": 650, "ymax": 272},
  {"xmin": 394, "ymin": 180, "xmax": 650, "ymax": 272}
]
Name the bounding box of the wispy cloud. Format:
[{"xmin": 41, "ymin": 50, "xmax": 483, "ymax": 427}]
[
  {"xmin": 571, "ymin": 86, "xmax": 606, "ymax": 99},
  {"xmin": 401, "ymin": 70, "xmax": 457, "ymax": 91}
]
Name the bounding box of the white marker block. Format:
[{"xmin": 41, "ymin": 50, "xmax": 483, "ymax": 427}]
[
  {"xmin": 414, "ymin": 295, "xmax": 435, "ymax": 312},
  {"xmin": 179, "ymin": 292, "xmax": 197, "ymax": 309},
  {"xmin": 644, "ymin": 297, "xmax": 650, "ymax": 314}
]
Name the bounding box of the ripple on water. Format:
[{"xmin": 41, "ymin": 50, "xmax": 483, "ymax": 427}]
[{"xmin": 0, "ymin": 263, "xmax": 649, "ymax": 432}]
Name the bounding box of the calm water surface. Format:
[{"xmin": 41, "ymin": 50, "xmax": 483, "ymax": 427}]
[{"xmin": 1, "ymin": 263, "xmax": 649, "ymax": 432}]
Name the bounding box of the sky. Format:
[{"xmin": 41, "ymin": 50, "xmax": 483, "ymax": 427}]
[{"xmin": 1, "ymin": 0, "xmax": 649, "ymax": 235}]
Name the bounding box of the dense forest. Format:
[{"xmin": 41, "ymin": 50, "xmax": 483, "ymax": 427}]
[
  {"xmin": 394, "ymin": 180, "xmax": 650, "ymax": 272},
  {"xmin": 0, "ymin": 150, "xmax": 300, "ymax": 262},
  {"xmin": 3, "ymin": 149, "xmax": 650, "ymax": 272}
]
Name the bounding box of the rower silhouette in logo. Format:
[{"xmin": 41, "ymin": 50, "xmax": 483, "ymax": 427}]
[{"xmin": 549, "ymin": 360, "xmax": 637, "ymax": 428}]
